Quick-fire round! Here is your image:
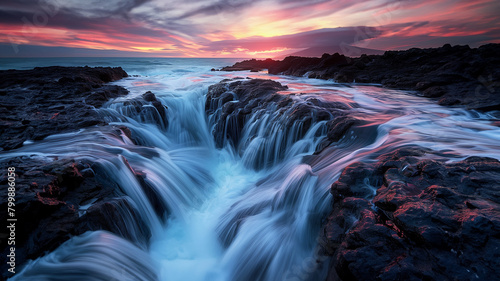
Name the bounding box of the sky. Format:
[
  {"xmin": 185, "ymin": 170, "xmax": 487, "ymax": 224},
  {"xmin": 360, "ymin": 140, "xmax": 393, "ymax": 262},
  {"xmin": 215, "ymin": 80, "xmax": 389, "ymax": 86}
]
[{"xmin": 0, "ymin": 0, "xmax": 499, "ymax": 57}]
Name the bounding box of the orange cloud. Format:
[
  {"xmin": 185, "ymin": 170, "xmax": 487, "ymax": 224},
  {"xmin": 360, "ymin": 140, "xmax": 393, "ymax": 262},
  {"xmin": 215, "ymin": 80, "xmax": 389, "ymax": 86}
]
[{"xmin": 0, "ymin": 0, "xmax": 499, "ymax": 57}]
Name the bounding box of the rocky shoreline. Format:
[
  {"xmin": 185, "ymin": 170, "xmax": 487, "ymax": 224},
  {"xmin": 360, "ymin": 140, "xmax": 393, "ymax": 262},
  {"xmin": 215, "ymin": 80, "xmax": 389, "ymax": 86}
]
[
  {"xmin": 0, "ymin": 66, "xmax": 129, "ymax": 150},
  {"xmin": 206, "ymin": 77, "xmax": 500, "ymax": 280},
  {"xmin": 206, "ymin": 78, "xmax": 363, "ymax": 155},
  {"xmin": 320, "ymin": 147, "xmax": 500, "ymax": 280},
  {"xmin": 0, "ymin": 67, "xmax": 168, "ymax": 279},
  {"xmin": 1, "ymin": 64, "xmax": 499, "ymax": 280},
  {"xmin": 220, "ymin": 44, "xmax": 500, "ymax": 112}
]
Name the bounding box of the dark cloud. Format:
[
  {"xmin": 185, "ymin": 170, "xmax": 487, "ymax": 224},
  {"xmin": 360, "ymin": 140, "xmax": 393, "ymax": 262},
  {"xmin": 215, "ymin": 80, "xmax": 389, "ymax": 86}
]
[
  {"xmin": 0, "ymin": 0, "xmax": 149, "ymax": 18},
  {"xmin": 203, "ymin": 27, "xmax": 381, "ymax": 52},
  {"xmin": 55, "ymin": 0, "xmax": 148, "ymax": 18},
  {"xmin": 0, "ymin": 8, "xmax": 172, "ymax": 39},
  {"xmin": 173, "ymin": 0, "xmax": 256, "ymax": 20},
  {"xmin": 0, "ymin": 0, "xmax": 46, "ymax": 13}
]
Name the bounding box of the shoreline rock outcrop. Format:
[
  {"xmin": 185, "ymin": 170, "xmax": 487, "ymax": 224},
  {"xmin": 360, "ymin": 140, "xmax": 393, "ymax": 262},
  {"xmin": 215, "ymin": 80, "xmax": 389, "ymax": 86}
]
[
  {"xmin": 0, "ymin": 67, "xmax": 168, "ymax": 279},
  {"xmin": 205, "ymin": 78, "xmax": 363, "ymax": 155},
  {"xmin": 0, "ymin": 152, "xmax": 153, "ymax": 279},
  {"xmin": 221, "ymin": 44, "xmax": 500, "ymax": 111},
  {"xmin": 2, "ymin": 64, "xmax": 498, "ymax": 281},
  {"xmin": 320, "ymin": 147, "xmax": 500, "ymax": 280},
  {"xmin": 0, "ymin": 66, "xmax": 129, "ymax": 151}
]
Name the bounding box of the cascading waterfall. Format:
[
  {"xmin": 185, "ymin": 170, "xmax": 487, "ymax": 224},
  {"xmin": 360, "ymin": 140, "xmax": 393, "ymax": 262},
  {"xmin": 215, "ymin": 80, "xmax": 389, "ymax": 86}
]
[
  {"xmin": 10, "ymin": 231, "xmax": 158, "ymax": 281},
  {"xmin": 5, "ymin": 60, "xmax": 500, "ymax": 281},
  {"xmin": 237, "ymin": 107, "xmax": 328, "ymax": 170}
]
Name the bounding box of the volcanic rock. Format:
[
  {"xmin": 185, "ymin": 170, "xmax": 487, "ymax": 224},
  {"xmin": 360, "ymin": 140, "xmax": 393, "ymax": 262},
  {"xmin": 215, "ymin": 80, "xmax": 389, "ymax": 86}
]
[
  {"xmin": 206, "ymin": 78, "xmax": 362, "ymax": 153},
  {"xmin": 321, "ymin": 147, "xmax": 500, "ymax": 280},
  {"xmin": 118, "ymin": 91, "xmax": 169, "ymax": 130},
  {"xmin": 0, "ymin": 149, "xmax": 154, "ymax": 280},
  {"xmin": 222, "ymin": 44, "xmax": 500, "ymax": 111},
  {"xmin": 0, "ymin": 66, "xmax": 129, "ymax": 150},
  {"xmin": 0, "ymin": 67, "xmax": 168, "ymax": 279}
]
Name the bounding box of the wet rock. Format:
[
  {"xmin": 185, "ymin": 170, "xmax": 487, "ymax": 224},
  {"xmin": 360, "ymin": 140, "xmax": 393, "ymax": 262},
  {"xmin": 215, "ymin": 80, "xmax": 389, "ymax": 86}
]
[
  {"xmin": 326, "ymin": 116, "xmax": 361, "ymax": 142},
  {"xmin": 119, "ymin": 91, "xmax": 169, "ymax": 130},
  {"xmin": 0, "ymin": 65, "xmax": 166, "ymax": 279},
  {"xmin": 0, "ymin": 66, "xmax": 129, "ymax": 150},
  {"xmin": 321, "ymin": 147, "xmax": 500, "ymax": 280},
  {"xmin": 206, "ymin": 78, "xmax": 360, "ymax": 151},
  {"xmin": 220, "ymin": 58, "xmax": 276, "ymax": 72},
  {"xmin": 206, "ymin": 79, "xmax": 287, "ymax": 147},
  {"xmin": 0, "ymin": 147, "xmax": 159, "ymax": 279},
  {"xmin": 142, "ymin": 91, "xmax": 157, "ymax": 102},
  {"xmin": 222, "ymin": 44, "xmax": 500, "ymax": 111}
]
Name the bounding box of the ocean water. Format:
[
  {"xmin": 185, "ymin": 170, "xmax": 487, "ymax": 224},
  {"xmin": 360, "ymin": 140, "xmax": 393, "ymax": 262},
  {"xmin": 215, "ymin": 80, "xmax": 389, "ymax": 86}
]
[
  {"xmin": 0, "ymin": 57, "xmax": 241, "ymax": 75},
  {"xmin": 2, "ymin": 58, "xmax": 500, "ymax": 281}
]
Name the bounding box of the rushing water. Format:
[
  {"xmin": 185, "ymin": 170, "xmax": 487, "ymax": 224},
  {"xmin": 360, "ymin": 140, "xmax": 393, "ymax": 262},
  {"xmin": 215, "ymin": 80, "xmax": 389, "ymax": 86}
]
[{"xmin": 2, "ymin": 58, "xmax": 500, "ymax": 281}]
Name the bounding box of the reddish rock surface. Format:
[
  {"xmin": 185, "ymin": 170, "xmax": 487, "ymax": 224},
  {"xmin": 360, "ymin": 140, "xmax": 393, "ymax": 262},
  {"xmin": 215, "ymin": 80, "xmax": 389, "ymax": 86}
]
[
  {"xmin": 221, "ymin": 44, "xmax": 500, "ymax": 111},
  {"xmin": 320, "ymin": 147, "xmax": 500, "ymax": 280}
]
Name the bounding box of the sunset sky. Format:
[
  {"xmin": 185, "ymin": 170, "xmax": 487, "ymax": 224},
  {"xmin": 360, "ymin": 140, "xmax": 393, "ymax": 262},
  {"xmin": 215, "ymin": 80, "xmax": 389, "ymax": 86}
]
[{"xmin": 1, "ymin": 0, "xmax": 499, "ymax": 57}]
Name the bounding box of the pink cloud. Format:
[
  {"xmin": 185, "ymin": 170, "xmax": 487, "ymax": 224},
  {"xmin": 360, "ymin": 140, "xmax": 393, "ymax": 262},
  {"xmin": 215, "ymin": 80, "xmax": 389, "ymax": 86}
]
[{"xmin": 0, "ymin": 0, "xmax": 499, "ymax": 57}]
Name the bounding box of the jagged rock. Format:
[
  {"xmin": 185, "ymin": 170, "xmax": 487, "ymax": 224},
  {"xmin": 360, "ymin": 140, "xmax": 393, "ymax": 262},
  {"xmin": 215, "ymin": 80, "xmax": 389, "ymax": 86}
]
[
  {"xmin": 206, "ymin": 78, "xmax": 361, "ymax": 151},
  {"xmin": 0, "ymin": 134, "xmax": 167, "ymax": 280},
  {"xmin": 220, "ymin": 58, "xmax": 276, "ymax": 72},
  {"xmin": 0, "ymin": 66, "xmax": 129, "ymax": 150},
  {"xmin": 321, "ymin": 147, "xmax": 500, "ymax": 280},
  {"xmin": 0, "ymin": 67, "xmax": 169, "ymax": 280},
  {"xmin": 119, "ymin": 91, "xmax": 168, "ymax": 130},
  {"xmin": 222, "ymin": 44, "xmax": 500, "ymax": 111}
]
